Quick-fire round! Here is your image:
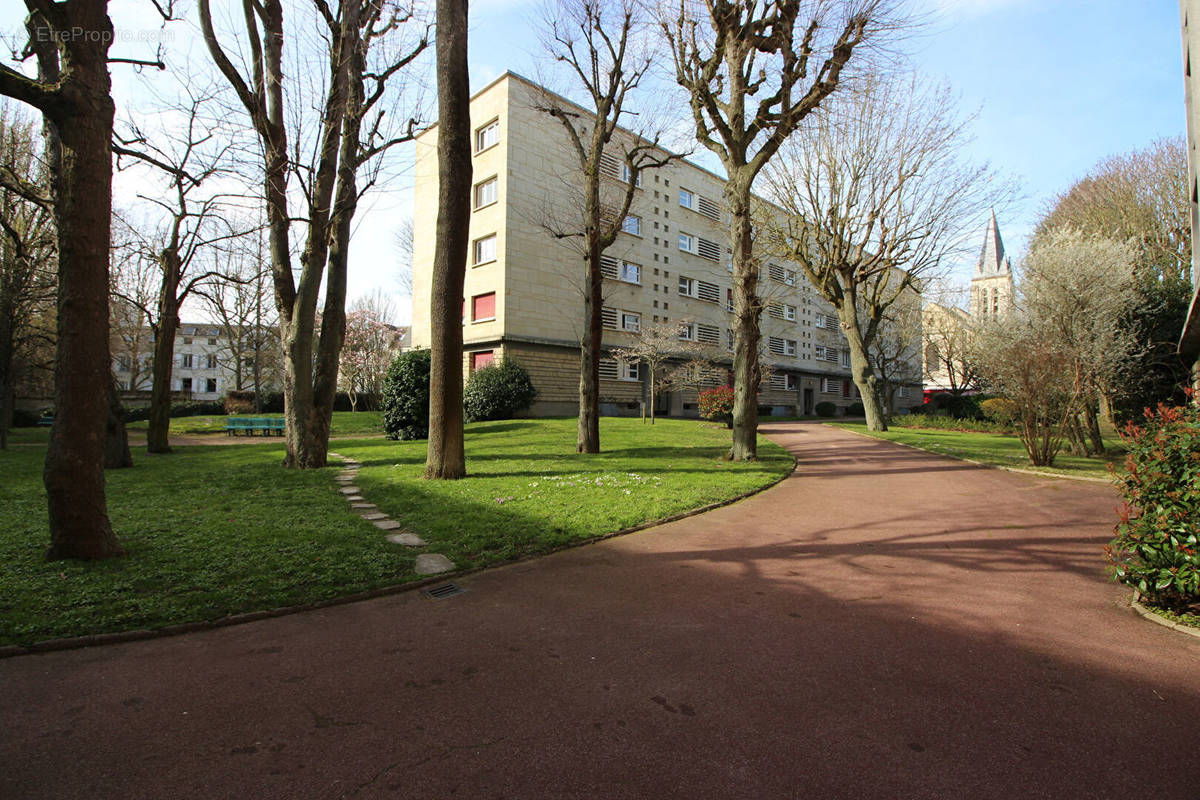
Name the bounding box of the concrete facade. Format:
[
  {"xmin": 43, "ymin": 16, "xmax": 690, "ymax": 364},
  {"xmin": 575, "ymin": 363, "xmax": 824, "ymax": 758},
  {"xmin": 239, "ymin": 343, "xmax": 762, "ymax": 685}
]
[
  {"xmin": 411, "ymin": 73, "xmax": 921, "ymax": 418},
  {"xmin": 1179, "ymin": 0, "xmax": 1200, "ymax": 389}
]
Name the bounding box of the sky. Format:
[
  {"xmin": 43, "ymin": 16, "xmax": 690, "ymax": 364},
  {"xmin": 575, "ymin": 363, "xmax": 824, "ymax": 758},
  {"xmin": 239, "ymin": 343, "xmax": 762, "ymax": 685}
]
[{"xmin": 2, "ymin": 0, "xmax": 1189, "ymax": 325}]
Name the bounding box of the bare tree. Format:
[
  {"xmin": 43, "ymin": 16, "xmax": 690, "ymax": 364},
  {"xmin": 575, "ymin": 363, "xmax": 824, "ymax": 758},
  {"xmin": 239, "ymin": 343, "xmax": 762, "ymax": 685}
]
[
  {"xmin": 200, "ymin": 0, "xmax": 429, "ymax": 469},
  {"xmin": 0, "ymin": 0, "xmax": 171, "ymax": 559},
  {"xmin": 425, "ymin": 0, "xmax": 471, "ymax": 479},
  {"xmin": 762, "ymin": 75, "xmax": 1002, "ymax": 431},
  {"xmin": 869, "ymin": 295, "xmax": 922, "ymax": 418},
  {"xmin": 395, "ymin": 217, "xmax": 414, "ymax": 297},
  {"xmin": 662, "ymin": 0, "xmax": 897, "ymax": 459},
  {"xmin": 535, "ymin": 0, "xmax": 678, "ymax": 453},
  {"xmin": 921, "ymin": 301, "xmax": 980, "ymax": 397},
  {"xmin": 0, "ymin": 102, "xmax": 55, "ymax": 450},
  {"xmin": 610, "ymin": 318, "xmax": 716, "ymax": 423}
]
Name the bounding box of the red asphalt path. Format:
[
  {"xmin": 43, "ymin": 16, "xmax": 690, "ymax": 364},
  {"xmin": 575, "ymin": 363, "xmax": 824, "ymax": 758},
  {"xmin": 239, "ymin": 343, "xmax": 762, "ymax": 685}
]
[{"xmin": 2, "ymin": 422, "xmax": 1198, "ymax": 799}]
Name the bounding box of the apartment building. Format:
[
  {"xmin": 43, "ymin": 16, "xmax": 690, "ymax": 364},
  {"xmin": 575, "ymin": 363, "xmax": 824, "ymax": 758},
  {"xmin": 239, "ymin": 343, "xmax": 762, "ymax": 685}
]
[{"xmin": 412, "ymin": 73, "xmax": 920, "ymax": 417}]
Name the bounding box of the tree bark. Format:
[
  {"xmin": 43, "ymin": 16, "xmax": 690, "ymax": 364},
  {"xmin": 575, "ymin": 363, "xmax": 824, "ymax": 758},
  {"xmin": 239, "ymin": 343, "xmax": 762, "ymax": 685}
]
[
  {"xmin": 425, "ymin": 0, "xmax": 471, "ymax": 480},
  {"xmin": 727, "ymin": 180, "xmax": 760, "ymax": 461},
  {"xmin": 577, "ymin": 207, "xmax": 602, "ymax": 453},
  {"xmin": 837, "ymin": 304, "xmax": 887, "ymax": 432},
  {"xmin": 39, "ymin": 0, "xmax": 123, "ymax": 559},
  {"xmin": 147, "ymin": 255, "xmax": 181, "ymax": 453},
  {"xmin": 104, "ymin": 377, "xmax": 132, "ymax": 469}
]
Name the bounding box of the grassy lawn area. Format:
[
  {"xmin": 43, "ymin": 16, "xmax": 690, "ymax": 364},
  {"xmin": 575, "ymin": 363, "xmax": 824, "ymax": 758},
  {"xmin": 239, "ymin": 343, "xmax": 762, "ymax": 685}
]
[
  {"xmin": 0, "ymin": 417, "xmax": 790, "ymax": 646},
  {"xmin": 829, "ymin": 421, "xmax": 1124, "ymax": 481},
  {"xmin": 124, "ymin": 410, "xmax": 386, "ymax": 436}
]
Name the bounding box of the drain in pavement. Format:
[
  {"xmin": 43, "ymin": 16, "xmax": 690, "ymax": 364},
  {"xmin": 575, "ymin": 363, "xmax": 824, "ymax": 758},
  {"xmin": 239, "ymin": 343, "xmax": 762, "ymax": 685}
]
[{"xmin": 423, "ymin": 583, "xmax": 464, "ymax": 599}]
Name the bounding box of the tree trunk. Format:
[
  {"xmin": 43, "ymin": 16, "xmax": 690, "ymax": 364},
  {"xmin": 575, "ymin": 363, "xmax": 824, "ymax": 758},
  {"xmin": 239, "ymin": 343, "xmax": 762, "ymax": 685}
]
[
  {"xmin": 147, "ymin": 263, "xmax": 180, "ymax": 453},
  {"xmin": 576, "ymin": 228, "xmax": 602, "ymax": 453},
  {"xmin": 104, "ymin": 377, "xmax": 132, "ymax": 469},
  {"xmin": 425, "ymin": 0, "xmax": 471, "ymax": 480},
  {"xmin": 838, "ymin": 305, "xmax": 887, "ymax": 431},
  {"xmin": 0, "ymin": 306, "xmax": 12, "ymax": 450},
  {"xmin": 1083, "ymin": 401, "xmax": 1105, "ymax": 455},
  {"xmin": 42, "ymin": 1, "xmax": 123, "ymax": 559},
  {"xmin": 726, "ymin": 179, "xmax": 760, "ymax": 461}
]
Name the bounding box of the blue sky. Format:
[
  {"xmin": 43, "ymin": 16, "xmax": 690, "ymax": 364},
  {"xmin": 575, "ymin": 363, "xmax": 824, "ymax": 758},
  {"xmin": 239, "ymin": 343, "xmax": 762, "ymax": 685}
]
[{"xmin": 4, "ymin": 0, "xmax": 1189, "ymax": 322}]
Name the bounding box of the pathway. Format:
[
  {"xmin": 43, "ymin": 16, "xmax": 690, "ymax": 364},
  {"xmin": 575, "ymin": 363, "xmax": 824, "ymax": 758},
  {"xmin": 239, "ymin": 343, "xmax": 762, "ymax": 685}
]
[{"xmin": 2, "ymin": 422, "xmax": 1197, "ymax": 799}]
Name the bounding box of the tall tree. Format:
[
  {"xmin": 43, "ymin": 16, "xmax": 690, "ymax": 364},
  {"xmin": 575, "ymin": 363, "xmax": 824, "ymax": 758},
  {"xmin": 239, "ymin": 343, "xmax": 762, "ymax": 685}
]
[
  {"xmin": 762, "ymin": 75, "xmax": 999, "ymax": 431},
  {"xmin": 662, "ymin": 0, "xmax": 894, "ymax": 459},
  {"xmin": 536, "ymin": 0, "xmax": 675, "ymax": 453},
  {"xmin": 0, "ymin": 102, "xmax": 55, "ymax": 451},
  {"xmin": 0, "ymin": 2, "xmax": 165, "ymax": 558},
  {"xmin": 425, "ymin": 0, "xmax": 471, "ymax": 479},
  {"xmin": 200, "ymin": 0, "xmax": 428, "ymax": 468}
]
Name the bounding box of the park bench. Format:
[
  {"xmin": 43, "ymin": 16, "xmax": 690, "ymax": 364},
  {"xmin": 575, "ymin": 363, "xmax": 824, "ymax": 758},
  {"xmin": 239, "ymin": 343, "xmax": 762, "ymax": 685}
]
[{"xmin": 224, "ymin": 417, "xmax": 286, "ymax": 436}]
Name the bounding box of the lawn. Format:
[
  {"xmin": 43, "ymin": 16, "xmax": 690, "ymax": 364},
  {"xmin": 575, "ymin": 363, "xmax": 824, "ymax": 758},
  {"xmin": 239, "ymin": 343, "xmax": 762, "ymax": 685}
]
[
  {"xmin": 829, "ymin": 421, "xmax": 1124, "ymax": 481},
  {"xmin": 0, "ymin": 417, "xmax": 791, "ymax": 646},
  {"xmin": 124, "ymin": 409, "xmax": 386, "ymax": 436}
]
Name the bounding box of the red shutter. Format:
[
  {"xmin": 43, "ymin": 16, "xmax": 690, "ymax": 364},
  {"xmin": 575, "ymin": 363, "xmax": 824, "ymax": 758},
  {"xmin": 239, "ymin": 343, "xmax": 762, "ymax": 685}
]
[
  {"xmin": 472, "ymin": 292, "xmax": 496, "ymax": 320},
  {"xmin": 843, "ymin": 379, "xmax": 851, "ymax": 398},
  {"xmin": 471, "ymin": 351, "xmax": 495, "ymax": 371}
]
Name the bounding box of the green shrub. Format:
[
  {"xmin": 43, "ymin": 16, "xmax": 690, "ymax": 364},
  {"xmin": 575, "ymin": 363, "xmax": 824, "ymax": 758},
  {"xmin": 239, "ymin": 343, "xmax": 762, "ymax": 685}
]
[
  {"xmin": 699, "ymin": 386, "xmax": 734, "ymax": 427},
  {"xmin": 1107, "ymin": 398, "xmax": 1200, "ymax": 611},
  {"xmin": 463, "ymin": 359, "xmax": 537, "ymax": 422},
  {"xmin": 224, "ymin": 390, "xmax": 255, "ymax": 415},
  {"xmin": 382, "ymin": 348, "xmax": 431, "ymax": 440},
  {"xmin": 980, "ymin": 397, "xmax": 1017, "ymax": 424},
  {"xmin": 847, "ymin": 401, "xmax": 865, "ymax": 416},
  {"xmin": 889, "ymin": 414, "xmax": 1014, "ymax": 434},
  {"xmin": 930, "ymin": 392, "xmax": 985, "ymax": 420},
  {"xmin": 815, "ymin": 401, "xmax": 837, "ymax": 418}
]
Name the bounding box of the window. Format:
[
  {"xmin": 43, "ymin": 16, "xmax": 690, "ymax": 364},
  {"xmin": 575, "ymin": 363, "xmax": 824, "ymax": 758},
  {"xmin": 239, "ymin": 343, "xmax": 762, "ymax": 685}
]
[
  {"xmin": 473, "ymin": 176, "xmax": 497, "ymax": 209},
  {"xmin": 620, "ymin": 361, "xmax": 639, "ymax": 381},
  {"xmin": 768, "ymin": 337, "xmax": 785, "ymax": 356},
  {"xmin": 898, "ymin": 386, "xmax": 910, "ymax": 399},
  {"xmin": 786, "ymin": 374, "xmax": 798, "ymax": 391},
  {"xmin": 696, "ymin": 236, "xmax": 721, "ymax": 261},
  {"xmin": 601, "ymin": 306, "xmax": 619, "ymax": 329},
  {"xmin": 205, "ymin": 378, "xmax": 217, "ymax": 393},
  {"xmin": 599, "ymin": 359, "xmax": 619, "ymax": 380},
  {"xmin": 785, "ymin": 304, "xmax": 797, "ymax": 322},
  {"xmin": 116, "ymin": 355, "xmax": 131, "ymax": 372},
  {"xmin": 206, "ymin": 354, "xmax": 218, "ymax": 369},
  {"xmin": 601, "ymin": 358, "xmax": 640, "ymax": 382},
  {"xmin": 825, "ymin": 347, "xmax": 840, "ymax": 364},
  {"xmin": 470, "ymin": 350, "xmax": 495, "ymax": 371},
  {"xmin": 678, "ymin": 232, "xmax": 695, "ymax": 253},
  {"xmin": 180, "ymin": 377, "xmax": 193, "ymax": 392},
  {"xmin": 768, "ymin": 303, "xmax": 784, "ymax": 319},
  {"xmin": 821, "ymin": 377, "xmax": 841, "ymax": 394},
  {"xmin": 785, "ymin": 339, "xmax": 797, "ymax": 357},
  {"xmin": 181, "ymin": 354, "xmax": 193, "ymax": 368},
  {"xmin": 697, "ymin": 323, "xmax": 720, "ymax": 344},
  {"xmin": 621, "ymin": 215, "xmax": 641, "ymax": 236},
  {"xmin": 696, "ymin": 195, "xmax": 721, "ymax": 221},
  {"xmin": 471, "ymin": 292, "xmax": 496, "ymax": 321},
  {"xmin": 620, "ymin": 163, "xmax": 642, "ymax": 187},
  {"xmin": 726, "ymin": 288, "xmax": 734, "ymax": 312},
  {"xmin": 769, "ymin": 374, "xmax": 787, "ymax": 391},
  {"xmin": 619, "ymin": 261, "xmax": 641, "ymax": 284},
  {"xmin": 678, "ymin": 322, "xmax": 696, "ymax": 341},
  {"xmin": 208, "ymin": 338, "xmax": 217, "ymax": 346},
  {"xmin": 473, "ymin": 234, "xmax": 497, "ymax": 265},
  {"xmin": 725, "ymin": 328, "xmax": 734, "ymax": 352},
  {"xmin": 678, "ymin": 275, "xmax": 695, "ymax": 297},
  {"xmin": 841, "ymin": 351, "xmax": 850, "ymax": 368},
  {"xmin": 679, "ymin": 188, "xmax": 695, "ymax": 209},
  {"xmin": 696, "ymin": 280, "xmax": 719, "ymax": 303},
  {"xmin": 183, "ymin": 337, "xmax": 192, "ymax": 345},
  {"xmin": 621, "ymin": 311, "xmax": 640, "ymax": 332},
  {"xmin": 814, "ymin": 345, "xmax": 826, "ymax": 361},
  {"xmin": 814, "ymin": 313, "xmax": 834, "ymax": 330},
  {"xmin": 475, "ymin": 119, "xmax": 499, "ymax": 152}
]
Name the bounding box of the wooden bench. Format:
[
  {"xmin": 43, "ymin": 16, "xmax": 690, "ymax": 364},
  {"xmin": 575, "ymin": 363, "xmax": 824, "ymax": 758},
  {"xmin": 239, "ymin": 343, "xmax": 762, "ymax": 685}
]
[{"xmin": 224, "ymin": 417, "xmax": 285, "ymax": 436}]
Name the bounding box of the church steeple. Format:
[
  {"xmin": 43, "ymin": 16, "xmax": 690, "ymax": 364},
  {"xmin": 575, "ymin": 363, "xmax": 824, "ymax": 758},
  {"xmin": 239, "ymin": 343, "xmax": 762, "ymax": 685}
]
[{"xmin": 975, "ymin": 209, "xmax": 1012, "ymax": 276}]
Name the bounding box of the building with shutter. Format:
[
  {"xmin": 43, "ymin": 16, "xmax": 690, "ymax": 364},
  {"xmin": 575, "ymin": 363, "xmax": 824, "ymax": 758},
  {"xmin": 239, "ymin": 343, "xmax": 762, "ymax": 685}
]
[{"xmin": 411, "ymin": 73, "xmax": 922, "ymax": 417}]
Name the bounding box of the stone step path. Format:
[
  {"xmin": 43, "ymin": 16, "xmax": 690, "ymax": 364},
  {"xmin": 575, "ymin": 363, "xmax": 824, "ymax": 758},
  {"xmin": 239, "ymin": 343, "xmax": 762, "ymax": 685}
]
[{"xmin": 328, "ymin": 452, "xmax": 454, "ymax": 576}]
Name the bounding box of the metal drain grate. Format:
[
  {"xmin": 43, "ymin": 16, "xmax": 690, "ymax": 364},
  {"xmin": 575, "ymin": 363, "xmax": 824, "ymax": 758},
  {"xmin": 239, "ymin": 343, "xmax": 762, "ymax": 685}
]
[{"xmin": 423, "ymin": 583, "xmax": 464, "ymax": 599}]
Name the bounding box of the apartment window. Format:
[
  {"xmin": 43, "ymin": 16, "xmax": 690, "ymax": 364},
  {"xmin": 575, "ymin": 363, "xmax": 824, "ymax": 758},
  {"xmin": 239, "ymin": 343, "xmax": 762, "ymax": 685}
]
[
  {"xmin": 726, "ymin": 287, "xmax": 734, "ymax": 312},
  {"xmin": 678, "ymin": 322, "xmax": 696, "ymax": 341},
  {"xmin": 600, "ymin": 358, "xmax": 639, "ymax": 381},
  {"xmin": 814, "ymin": 345, "xmax": 826, "ymax": 361},
  {"xmin": 785, "ymin": 339, "xmax": 797, "ymax": 357},
  {"xmin": 898, "ymin": 386, "xmax": 910, "ymax": 399},
  {"xmin": 473, "ymin": 234, "xmax": 497, "ymax": 265},
  {"xmin": 678, "ymin": 275, "xmax": 695, "ymax": 297},
  {"xmin": 116, "ymin": 355, "xmax": 131, "ymax": 372},
  {"xmin": 475, "ymin": 119, "xmax": 499, "ymax": 152},
  {"xmin": 470, "ymin": 350, "xmax": 495, "ymax": 371},
  {"xmin": 621, "ymin": 311, "xmax": 641, "ymax": 332},
  {"xmin": 725, "ymin": 328, "xmax": 734, "ymax": 352},
  {"xmin": 824, "ymin": 347, "xmax": 840, "ymax": 364},
  {"xmin": 205, "ymin": 378, "xmax": 217, "ymax": 393},
  {"xmin": 786, "ymin": 374, "xmax": 798, "ymax": 391},
  {"xmin": 621, "ymin": 163, "xmax": 642, "ymax": 187},
  {"xmin": 841, "ymin": 351, "xmax": 850, "ymax": 368},
  {"xmin": 697, "ymin": 323, "xmax": 720, "ymax": 344},
  {"xmin": 785, "ymin": 304, "xmax": 797, "ymax": 321},
  {"xmin": 206, "ymin": 354, "xmax": 218, "ymax": 369},
  {"xmin": 679, "ymin": 188, "xmax": 695, "ymax": 209},
  {"xmin": 471, "ymin": 292, "xmax": 496, "ymax": 321},
  {"xmin": 622, "ymin": 215, "xmax": 641, "ymax": 236},
  {"xmin": 208, "ymin": 338, "xmax": 217, "ymax": 345},
  {"xmin": 620, "ymin": 361, "xmax": 639, "ymax": 381},
  {"xmin": 180, "ymin": 377, "xmax": 193, "ymax": 392},
  {"xmin": 183, "ymin": 337, "xmax": 193, "ymax": 345},
  {"xmin": 768, "ymin": 337, "xmax": 785, "ymax": 356},
  {"xmin": 473, "ymin": 176, "xmax": 498, "ymax": 209},
  {"xmin": 181, "ymin": 354, "xmax": 193, "ymax": 368},
  {"xmin": 814, "ymin": 313, "xmax": 834, "ymax": 330},
  {"xmin": 619, "ymin": 261, "xmax": 641, "ymax": 284},
  {"xmin": 821, "ymin": 377, "xmax": 840, "ymax": 394}
]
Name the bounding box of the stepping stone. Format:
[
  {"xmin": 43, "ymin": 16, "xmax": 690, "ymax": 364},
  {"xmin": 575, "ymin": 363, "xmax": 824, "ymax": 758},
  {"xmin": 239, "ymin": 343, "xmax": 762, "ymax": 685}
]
[
  {"xmin": 328, "ymin": 452, "xmax": 342, "ymax": 458},
  {"xmin": 351, "ymin": 503, "xmax": 377, "ymax": 511},
  {"xmin": 335, "ymin": 476, "xmax": 355, "ymax": 483},
  {"xmin": 345, "ymin": 495, "xmax": 364, "ymax": 502},
  {"xmin": 342, "ymin": 461, "xmax": 361, "ymax": 468},
  {"xmin": 414, "ymin": 553, "xmax": 454, "ymax": 575},
  {"xmin": 386, "ymin": 532, "xmax": 427, "ymax": 547},
  {"xmin": 339, "ymin": 486, "xmax": 361, "ymax": 495},
  {"xmin": 360, "ymin": 512, "xmax": 388, "ymax": 521},
  {"xmin": 372, "ymin": 519, "xmax": 402, "ymax": 531}
]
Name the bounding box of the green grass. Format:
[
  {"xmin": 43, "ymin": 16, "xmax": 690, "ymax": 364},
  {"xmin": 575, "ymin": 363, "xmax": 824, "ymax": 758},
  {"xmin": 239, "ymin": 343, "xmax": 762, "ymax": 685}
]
[
  {"xmin": 829, "ymin": 421, "xmax": 1124, "ymax": 481},
  {"xmin": 125, "ymin": 410, "xmax": 386, "ymax": 436},
  {"xmin": 0, "ymin": 417, "xmax": 790, "ymax": 646}
]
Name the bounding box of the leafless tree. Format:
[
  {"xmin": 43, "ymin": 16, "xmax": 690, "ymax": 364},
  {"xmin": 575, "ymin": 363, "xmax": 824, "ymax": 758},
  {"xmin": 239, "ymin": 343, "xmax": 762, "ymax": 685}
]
[
  {"xmin": 921, "ymin": 300, "xmax": 980, "ymax": 398},
  {"xmin": 395, "ymin": 217, "xmax": 414, "ymax": 297},
  {"xmin": 869, "ymin": 294, "xmax": 922, "ymax": 417},
  {"xmin": 762, "ymin": 74, "xmax": 1003, "ymax": 431},
  {"xmin": 425, "ymin": 0, "xmax": 471, "ymax": 479},
  {"xmin": 200, "ymin": 0, "xmax": 429, "ymax": 469},
  {"xmin": 610, "ymin": 318, "xmax": 717, "ymax": 423},
  {"xmin": 0, "ymin": 0, "xmax": 174, "ymax": 559},
  {"xmin": 662, "ymin": 0, "xmax": 900, "ymax": 459},
  {"xmin": 535, "ymin": 0, "xmax": 679, "ymax": 453},
  {"xmin": 0, "ymin": 101, "xmax": 55, "ymax": 450}
]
